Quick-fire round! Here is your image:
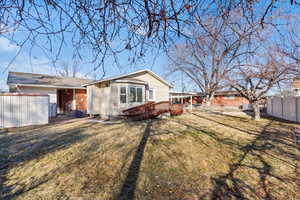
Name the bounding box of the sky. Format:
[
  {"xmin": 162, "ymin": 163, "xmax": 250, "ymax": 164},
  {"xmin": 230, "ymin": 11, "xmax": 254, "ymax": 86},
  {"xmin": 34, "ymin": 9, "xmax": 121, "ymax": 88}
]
[
  {"xmin": 0, "ymin": 0, "xmax": 298, "ymax": 93},
  {"xmin": 0, "ymin": 35, "xmax": 187, "ymax": 91},
  {"xmin": 0, "ymin": 1, "xmax": 201, "ymax": 92}
]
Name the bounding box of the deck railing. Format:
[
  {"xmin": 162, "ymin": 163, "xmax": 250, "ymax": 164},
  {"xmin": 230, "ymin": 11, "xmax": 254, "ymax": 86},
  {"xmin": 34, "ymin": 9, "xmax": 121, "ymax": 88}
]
[{"xmin": 122, "ymin": 101, "xmax": 183, "ymax": 120}]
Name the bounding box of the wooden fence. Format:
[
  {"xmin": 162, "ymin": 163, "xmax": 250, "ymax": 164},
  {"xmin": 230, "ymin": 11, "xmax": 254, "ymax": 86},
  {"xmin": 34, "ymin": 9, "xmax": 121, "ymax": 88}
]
[
  {"xmin": 267, "ymin": 96, "xmax": 300, "ymax": 123},
  {"xmin": 0, "ymin": 93, "xmax": 49, "ymax": 128}
]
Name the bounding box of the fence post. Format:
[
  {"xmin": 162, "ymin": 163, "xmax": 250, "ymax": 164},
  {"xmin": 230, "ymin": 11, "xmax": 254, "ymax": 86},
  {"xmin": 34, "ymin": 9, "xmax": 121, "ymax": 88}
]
[
  {"xmin": 271, "ymin": 98, "xmax": 273, "ymax": 115},
  {"xmin": 281, "ymin": 97, "xmax": 284, "ymax": 118}
]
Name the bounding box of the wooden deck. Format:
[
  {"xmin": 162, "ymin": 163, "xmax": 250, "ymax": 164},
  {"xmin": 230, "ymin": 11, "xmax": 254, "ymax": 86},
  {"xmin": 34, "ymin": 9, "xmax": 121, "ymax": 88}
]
[{"xmin": 122, "ymin": 101, "xmax": 183, "ymax": 120}]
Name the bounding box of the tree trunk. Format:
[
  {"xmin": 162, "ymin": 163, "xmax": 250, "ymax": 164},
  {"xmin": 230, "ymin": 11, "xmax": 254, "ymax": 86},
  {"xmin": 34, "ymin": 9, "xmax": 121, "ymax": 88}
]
[
  {"xmin": 252, "ymin": 101, "xmax": 261, "ymax": 120},
  {"xmin": 203, "ymin": 94, "xmax": 214, "ymax": 106}
]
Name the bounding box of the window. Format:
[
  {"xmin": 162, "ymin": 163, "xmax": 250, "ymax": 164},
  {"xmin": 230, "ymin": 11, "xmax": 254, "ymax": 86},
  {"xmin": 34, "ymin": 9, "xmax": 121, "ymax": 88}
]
[
  {"xmin": 120, "ymin": 86, "xmax": 127, "ymax": 103},
  {"xmin": 137, "ymin": 88, "xmax": 143, "ymax": 103},
  {"xmin": 128, "ymin": 86, "xmax": 143, "ymax": 103},
  {"xmin": 149, "ymin": 88, "xmax": 155, "ymax": 101},
  {"xmin": 224, "ymin": 95, "xmax": 235, "ymax": 100}
]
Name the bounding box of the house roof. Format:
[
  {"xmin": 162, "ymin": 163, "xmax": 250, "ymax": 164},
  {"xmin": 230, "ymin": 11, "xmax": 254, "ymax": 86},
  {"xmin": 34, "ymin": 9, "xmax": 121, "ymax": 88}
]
[
  {"xmin": 170, "ymin": 91, "xmax": 197, "ymax": 95},
  {"xmin": 7, "ymin": 72, "xmax": 92, "ymax": 89},
  {"xmin": 82, "ymin": 69, "xmax": 173, "ymax": 88},
  {"xmin": 170, "ymin": 90, "xmax": 241, "ymax": 96},
  {"xmin": 213, "ymin": 90, "xmax": 241, "ymax": 96}
]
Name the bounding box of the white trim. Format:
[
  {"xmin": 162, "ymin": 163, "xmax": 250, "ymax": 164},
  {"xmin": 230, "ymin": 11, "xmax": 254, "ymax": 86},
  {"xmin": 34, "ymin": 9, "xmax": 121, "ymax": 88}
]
[
  {"xmin": 128, "ymin": 85, "xmax": 144, "ymax": 104},
  {"xmin": 148, "ymin": 88, "xmax": 156, "ymax": 101},
  {"xmin": 119, "ymin": 85, "xmax": 127, "ymax": 104},
  {"xmin": 170, "ymin": 95, "xmax": 194, "ymax": 98},
  {"xmin": 170, "ymin": 91, "xmax": 197, "ymax": 95},
  {"xmin": 8, "ymin": 83, "xmax": 86, "ymax": 89},
  {"xmin": 73, "ymin": 88, "xmax": 76, "ymax": 110},
  {"xmin": 82, "ymin": 69, "xmax": 173, "ymax": 88}
]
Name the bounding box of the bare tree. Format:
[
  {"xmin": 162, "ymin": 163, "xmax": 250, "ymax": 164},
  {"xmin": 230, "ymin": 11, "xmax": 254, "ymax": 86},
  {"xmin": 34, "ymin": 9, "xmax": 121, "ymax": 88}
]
[
  {"xmin": 229, "ymin": 46, "xmax": 299, "ymax": 120},
  {"xmin": 0, "ymin": 0, "xmax": 299, "ymax": 75},
  {"xmin": 167, "ymin": 9, "xmax": 256, "ymax": 105},
  {"xmin": 225, "ymin": 11, "xmax": 300, "ymax": 120},
  {"xmin": 57, "ymin": 60, "xmax": 81, "ymax": 78}
]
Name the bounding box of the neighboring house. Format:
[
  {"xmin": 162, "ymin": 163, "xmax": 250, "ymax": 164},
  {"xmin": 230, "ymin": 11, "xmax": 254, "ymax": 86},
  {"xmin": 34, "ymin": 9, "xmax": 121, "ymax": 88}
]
[
  {"xmin": 292, "ymin": 77, "xmax": 300, "ymax": 96},
  {"xmin": 210, "ymin": 91, "xmax": 249, "ymax": 107},
  {"xmin": 170, "ymin": 91, "xmax": 201, "ymax": 104},
  {"xmin": 7, "ymin": 72, "xmax": 92, "ymax": 116},
  {"xmin": 83, "ymin": 69, "xmax": 172, "ymax": 118},
  {"xmin": 170, "ymin": 90, "xmax": 249, "ymax": 108}
]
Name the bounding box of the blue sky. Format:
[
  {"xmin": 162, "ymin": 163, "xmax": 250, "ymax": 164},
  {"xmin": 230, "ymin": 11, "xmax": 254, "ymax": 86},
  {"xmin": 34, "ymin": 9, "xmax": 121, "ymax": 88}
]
[
  {"xmin": 0, "ymin": 35, "xmax": 187, "ymax": 91},
  {"xmin": 0, "ymin": 0, "xmax": 297, "ymax": 93}
]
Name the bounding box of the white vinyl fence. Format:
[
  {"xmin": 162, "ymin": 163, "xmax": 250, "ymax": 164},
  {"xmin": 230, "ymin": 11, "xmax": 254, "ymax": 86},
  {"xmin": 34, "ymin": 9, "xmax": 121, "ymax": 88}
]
[
  {"xmin": 0, "ymin": 93, "xmax": 49, "ymax": 128},
  {"xmin": 267, "ymin": 96, "xmax": 300, "ymax": 123}
]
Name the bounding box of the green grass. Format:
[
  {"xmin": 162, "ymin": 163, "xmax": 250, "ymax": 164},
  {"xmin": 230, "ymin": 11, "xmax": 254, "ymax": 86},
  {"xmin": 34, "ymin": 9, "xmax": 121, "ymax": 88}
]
[{"xmin": 0, "ymin": 111, "xmax": 299, "ymax": 199}]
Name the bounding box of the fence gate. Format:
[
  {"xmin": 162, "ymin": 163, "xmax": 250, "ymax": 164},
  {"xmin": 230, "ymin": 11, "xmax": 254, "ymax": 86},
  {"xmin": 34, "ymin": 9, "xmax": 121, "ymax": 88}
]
[{"xmin": 0, "ymin": 93, "xmax": 49, "ymax": 128}]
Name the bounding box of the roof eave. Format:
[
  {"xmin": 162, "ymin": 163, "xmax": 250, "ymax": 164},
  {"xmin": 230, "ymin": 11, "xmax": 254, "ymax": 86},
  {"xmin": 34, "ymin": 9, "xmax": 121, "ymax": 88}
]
[
  {"xmin": 8, "ymin": 83, "xmax": 86, "ymax": 89},
  {"xmin": 82, "ymin": 69, "xmax": 173, "ymax": 88}
]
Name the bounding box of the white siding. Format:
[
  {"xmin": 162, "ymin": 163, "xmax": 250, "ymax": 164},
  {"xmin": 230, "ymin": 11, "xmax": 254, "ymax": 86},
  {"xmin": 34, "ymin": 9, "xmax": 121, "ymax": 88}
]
[
  {"xmin": 110, "ymin": 82, "xmax": 146, "ymax": 116},
  {"xmin": 125, "ymin": 72, "xmax": 170, "ymax": 102},
  {"xmin": 0, "ymin": 95, "xmax": 49, "ymax": 128},
  {"xmin": 87, "ymin": 83, "xmax": 110, "ymax": 117},
  {"xmin": 88, "ymin": 71, "xmax": 171, "ymax": 117},
  {"xmin": 14, "ymin": 86, "xmax": 57, "ymax": 103},
  {"xmin": 87, "ymin": 85, "xmax": 101, "ymax": 115}
]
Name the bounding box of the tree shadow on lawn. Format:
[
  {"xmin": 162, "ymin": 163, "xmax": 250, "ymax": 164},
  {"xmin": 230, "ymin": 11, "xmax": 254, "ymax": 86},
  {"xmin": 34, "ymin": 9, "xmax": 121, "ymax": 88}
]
[
  {"xmin": 176, "ymin": 114, "xmax": 300, "ymax": 199},
  {"xmin": 0, "ymin": 121, "xmax": 104, "ymax": 200},
  {"xmin": 117, "ymin": 113, "xmax": 300, "ymax": 200},
  {"xmin": 117, "ymin": 118, "xmax": 183, "ymax": 200},
  {"xmin": 191, "ymin": 112, "xmax": 296, "ymax": 148},
  {"xmin": 117, "ymin": 120, "xmax": 152, "ymax": 200}
]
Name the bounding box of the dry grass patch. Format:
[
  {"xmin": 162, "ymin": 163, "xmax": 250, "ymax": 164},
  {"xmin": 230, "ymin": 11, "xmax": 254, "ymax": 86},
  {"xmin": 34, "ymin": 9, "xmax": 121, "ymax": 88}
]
[{"xmin": 1, "ymin": 111, "xmax": 300, "ymax": 200}]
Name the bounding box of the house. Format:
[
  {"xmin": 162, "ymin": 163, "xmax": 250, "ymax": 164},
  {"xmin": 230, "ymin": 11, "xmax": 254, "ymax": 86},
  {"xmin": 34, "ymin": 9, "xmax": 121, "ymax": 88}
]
[
  {"xmin": 210, "ymin": 91, "xmax": 249, "ymax": 107},
  {"xmin": 7, "ymin": 72, "xmax": 92, "ymax": 116},
  {"xmin": 292, "ymin": 77, "xmax": 300, "ymax": 96},
  {"xmin": 170, "ymin": 91, "xmax": 201, "ymax": 105},
  {"xmin": 83, "ymin": 69, "xmax": 172, "ymax": 118},
  {"xmin": 170, "ymin": 90, "xmax": 249, "ymax": 108}
]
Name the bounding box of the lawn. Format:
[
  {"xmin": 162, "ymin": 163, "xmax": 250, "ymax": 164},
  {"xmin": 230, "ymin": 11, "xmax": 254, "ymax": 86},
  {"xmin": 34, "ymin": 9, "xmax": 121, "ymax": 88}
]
[{"xmin": 0, "ymin": 111, "xmax": 299, "ymax": 200}]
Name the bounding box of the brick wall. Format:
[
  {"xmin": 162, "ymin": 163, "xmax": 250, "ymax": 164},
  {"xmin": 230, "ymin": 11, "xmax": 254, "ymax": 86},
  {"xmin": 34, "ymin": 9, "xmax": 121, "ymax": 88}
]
[{"xmin": 211, "ymin": 96, "xmax": 249, "ymax": 106}]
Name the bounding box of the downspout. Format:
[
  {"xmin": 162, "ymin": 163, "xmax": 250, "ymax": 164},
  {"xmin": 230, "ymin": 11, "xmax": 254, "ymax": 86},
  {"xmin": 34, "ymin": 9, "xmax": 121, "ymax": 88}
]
[{"xmin": 73, "ymin": 88, "xmax": 76, "ymax": 111}]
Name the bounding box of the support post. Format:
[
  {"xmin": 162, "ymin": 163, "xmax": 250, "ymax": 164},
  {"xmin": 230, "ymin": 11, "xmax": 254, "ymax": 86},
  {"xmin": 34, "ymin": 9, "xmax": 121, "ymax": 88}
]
[
  {"xmin": 190, "ymin": 95, "xmax": 192, "ymax": 111},
  {"xmin": 73, "ymin": 88, "xmax": 76, "ymax": 110}
]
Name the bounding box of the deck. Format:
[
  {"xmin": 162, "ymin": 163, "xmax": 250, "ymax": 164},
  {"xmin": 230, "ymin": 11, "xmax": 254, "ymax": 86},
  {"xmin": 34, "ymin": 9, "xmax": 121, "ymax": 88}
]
[{"xmin": 122, "ymin": 101, "xmax": 183, "ymax": 120}]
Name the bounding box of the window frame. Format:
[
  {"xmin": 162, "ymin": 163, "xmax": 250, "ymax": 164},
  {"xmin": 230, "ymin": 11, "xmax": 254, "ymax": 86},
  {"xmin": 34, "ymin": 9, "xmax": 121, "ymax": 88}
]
[
  {"xmin": 120, "ymin": 86, "xmax": 127, "ymax": 104},
  {"xmin": 119, "ymin": 85, "xmax": 144, "ymax": 104},
  {"xmin": 148, "ymin": 88, "xmax": 156, "ymax": 101}
]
